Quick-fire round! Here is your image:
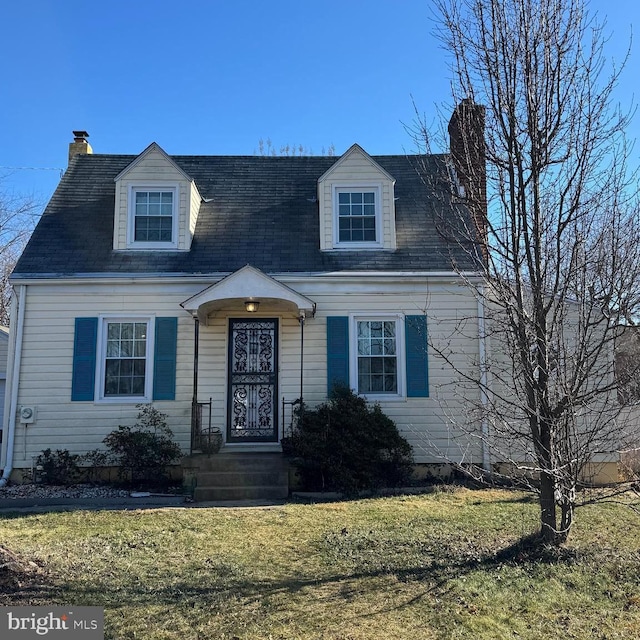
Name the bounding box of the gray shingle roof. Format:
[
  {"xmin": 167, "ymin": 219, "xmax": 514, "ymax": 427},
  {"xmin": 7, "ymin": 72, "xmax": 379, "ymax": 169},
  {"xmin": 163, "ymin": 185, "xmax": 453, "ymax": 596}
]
[{"xmin": 13, "ymin": 152, "xmax": 479, "ymax": 278}]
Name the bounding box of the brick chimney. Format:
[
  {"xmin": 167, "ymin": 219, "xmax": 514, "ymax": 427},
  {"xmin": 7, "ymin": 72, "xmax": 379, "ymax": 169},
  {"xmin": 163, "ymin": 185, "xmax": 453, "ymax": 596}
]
[
  {"xmin": 448, "ymin": 100, "xmax": 487, "ymax": 250},
  {"xmin": 68, "ymin": 130, "xmax": 93, "ymax": 165}
]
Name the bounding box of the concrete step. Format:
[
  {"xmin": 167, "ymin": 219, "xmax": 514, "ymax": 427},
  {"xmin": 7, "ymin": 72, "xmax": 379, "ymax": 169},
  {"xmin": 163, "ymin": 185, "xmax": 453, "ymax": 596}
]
[
  {"xmin": 193, "ymin": 485, "xmax": 289, "ymax": 502},
  {"xmin": 186, "ymin": 453, "xmax": 288, "ymax": 473},
  {"xmin": 185, "ymin": 452, "xmax": 290, "ymax": 502},
  {"xmin": 196, "ymin": 470, "xmax": 289, "ymax": 487}
]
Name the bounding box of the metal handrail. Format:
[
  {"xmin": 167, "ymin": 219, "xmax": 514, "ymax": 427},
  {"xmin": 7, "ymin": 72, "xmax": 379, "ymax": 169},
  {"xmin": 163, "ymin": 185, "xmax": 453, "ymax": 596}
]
[
  {"xmin": 190, "ymin": 398, "xmax": 213, "ymax": 454},
  {"xmin": 281, "ymin": 397, "xmax": 303, "ymax": 439}
]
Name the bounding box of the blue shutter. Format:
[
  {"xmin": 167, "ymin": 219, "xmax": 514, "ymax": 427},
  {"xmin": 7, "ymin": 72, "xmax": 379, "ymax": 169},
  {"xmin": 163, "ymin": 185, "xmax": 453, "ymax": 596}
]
[
  {"xmin": 405, "ymin": 315, "xmax": 429, "ymax": 397},
  {"xmin": 71, "ymin": 317, "xmax": 98, "ymax": 401},
  {"xmin": 326, "ymin": 316, "xmax": 349, "ymax": 394},
  {"xmin": 153, "ymin": 317, "xmax": 178, "ymax": 401}
]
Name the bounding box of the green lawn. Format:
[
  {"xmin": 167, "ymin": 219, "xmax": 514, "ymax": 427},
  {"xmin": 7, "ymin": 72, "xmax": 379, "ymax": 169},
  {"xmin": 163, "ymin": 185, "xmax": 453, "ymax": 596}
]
[{"xmin": 1, "ymin": 488, "xmax": 639, "ymax": 639}]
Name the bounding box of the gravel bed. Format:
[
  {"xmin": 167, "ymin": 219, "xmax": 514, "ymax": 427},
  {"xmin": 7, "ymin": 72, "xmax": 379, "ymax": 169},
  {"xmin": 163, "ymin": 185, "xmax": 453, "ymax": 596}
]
[{"xmin": 0, "ymin": 484, "xmax": 134, "ymax": 500}]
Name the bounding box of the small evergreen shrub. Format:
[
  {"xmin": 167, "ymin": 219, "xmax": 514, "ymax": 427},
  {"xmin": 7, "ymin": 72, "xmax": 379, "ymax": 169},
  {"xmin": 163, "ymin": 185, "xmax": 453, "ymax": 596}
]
[
  {"xmin": 282, "ymin": 384, "xmax": 414, "ymax": 493},
  {"xmin": 103, "ymin": 404, "xmax": 182, "ymax": 489},
  {"xmin": 35, "ymin": 449, "xmax": 82, "ymax": 485}
]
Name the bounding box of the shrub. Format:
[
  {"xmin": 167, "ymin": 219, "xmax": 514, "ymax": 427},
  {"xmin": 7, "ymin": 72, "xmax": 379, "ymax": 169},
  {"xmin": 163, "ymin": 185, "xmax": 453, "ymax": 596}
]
[
  {"xmin": 103, "ymin": 405, "xmax": 182, "ymax": 489},
  {"xmin": 35, "ymin": 449, "xmax": 82, "ymax": 485},
  {"xmin": 282, "ymin": 384, "xmax": 414, "ymax": 493},
  {"xmin": 81, "ymin": 449, "xmax": 112, "ymax": 484}
]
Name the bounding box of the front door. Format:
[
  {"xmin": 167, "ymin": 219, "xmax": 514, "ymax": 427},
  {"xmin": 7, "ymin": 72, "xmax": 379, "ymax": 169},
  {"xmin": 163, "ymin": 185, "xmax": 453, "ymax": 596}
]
[{"xmin": 227, "ymin": 318, "xmax": 279, "ymax": 442}]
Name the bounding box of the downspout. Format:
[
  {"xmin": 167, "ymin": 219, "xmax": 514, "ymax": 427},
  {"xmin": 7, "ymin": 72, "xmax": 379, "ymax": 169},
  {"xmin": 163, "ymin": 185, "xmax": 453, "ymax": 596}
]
[
  {"xmin": 0, "ymin": 284, "xmax": 26, "ymax": 486},
  {"xmin": 478, "ymin": 286, "xmax": 491, "ymax": 472},
  {"xmin": 298, "ymin": 311, "xmax": 305, "ymax": 405},
  {"xmin": 190, "ymin": 316, "xmax": 200, "ymax": 454}
]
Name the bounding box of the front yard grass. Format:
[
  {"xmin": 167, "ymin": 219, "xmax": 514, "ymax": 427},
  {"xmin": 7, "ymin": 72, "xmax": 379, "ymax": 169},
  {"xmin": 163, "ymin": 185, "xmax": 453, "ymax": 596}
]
[{"xmin": 1, "ymin": 487, "xmax": 639, "ymax": 639}]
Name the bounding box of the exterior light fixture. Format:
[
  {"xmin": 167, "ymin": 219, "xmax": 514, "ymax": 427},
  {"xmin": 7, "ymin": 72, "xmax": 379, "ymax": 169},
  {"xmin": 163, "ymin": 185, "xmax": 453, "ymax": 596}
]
[{"xmin": 244, "ymin": 300, "xmax": 260, "ymax": 312}]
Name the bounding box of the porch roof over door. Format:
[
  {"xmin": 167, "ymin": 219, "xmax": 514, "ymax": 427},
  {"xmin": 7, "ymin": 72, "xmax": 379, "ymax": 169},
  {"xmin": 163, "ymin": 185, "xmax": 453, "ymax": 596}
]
[{"xmin": 180, "ymin": 264, "xmax": 316, "ymax": 323}]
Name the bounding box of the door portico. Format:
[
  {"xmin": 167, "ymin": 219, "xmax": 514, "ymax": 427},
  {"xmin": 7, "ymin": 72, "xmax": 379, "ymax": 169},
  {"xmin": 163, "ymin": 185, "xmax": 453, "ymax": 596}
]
[{"xmin": 181, "ymin": 265, "xmax": 316, "ymax": 451}]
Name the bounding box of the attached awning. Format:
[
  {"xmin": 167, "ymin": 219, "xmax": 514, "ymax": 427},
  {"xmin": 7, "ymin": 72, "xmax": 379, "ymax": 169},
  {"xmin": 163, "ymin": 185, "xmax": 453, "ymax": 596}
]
[{"xmin": 180, "ymin": 264, "xmax": 316, "ymax": 324}]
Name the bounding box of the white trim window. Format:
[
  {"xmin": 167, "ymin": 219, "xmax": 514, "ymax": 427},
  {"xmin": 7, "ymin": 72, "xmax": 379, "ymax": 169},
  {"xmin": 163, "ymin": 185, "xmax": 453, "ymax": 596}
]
[
  {"xmin": 128, "ymin": 186, "xmax": 178, "ymax": 248},
  {"xmin": 98, "ymin": 317, "xmax": 154, "ymax": 401},
  {"xmin": 333, "ymin": 185, "xmax": 382, "ymax": 248},
  {"xmin": 350, "ymin": 316, "xmax": 404, "ymax": 398}
]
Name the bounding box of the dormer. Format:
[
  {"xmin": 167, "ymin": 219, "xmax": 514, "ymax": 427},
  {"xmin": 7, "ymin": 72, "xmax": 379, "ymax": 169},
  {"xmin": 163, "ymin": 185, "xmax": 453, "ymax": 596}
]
[
  {"xmin": 113, "ymin": 143, "xmax": 201, "ymax": 251},
  {"xmin": 317, "ymin": 144, "xmax": 396, "ymax": 251}
]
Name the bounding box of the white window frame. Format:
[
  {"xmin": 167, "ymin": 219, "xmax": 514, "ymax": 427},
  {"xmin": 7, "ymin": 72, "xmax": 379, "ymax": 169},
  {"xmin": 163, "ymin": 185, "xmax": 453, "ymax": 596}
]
[
  {"xmin": 127, "ymin": 184, "xmax": 179, "ymax": 249},
  {"xmin": 332, "ymin": 183, "xmax": 383, "ymax": 249},
  {"xmin": 95, "ymin": 315, "xmax": 155, "ymax": 403},
  {"xmin": 349, "ymin": 314, "xmax": 405, "ymax": 400}
]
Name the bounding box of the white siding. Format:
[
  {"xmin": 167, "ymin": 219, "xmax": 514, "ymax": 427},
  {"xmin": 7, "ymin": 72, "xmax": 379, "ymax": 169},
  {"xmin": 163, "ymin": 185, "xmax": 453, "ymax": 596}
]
[
  {"xmin": 11, "ymin": 276, "xmax": 483, "ymax": 467},
  {"xmin": 188, "ymin": 181, "xmax": 201, "ymax": 241}
]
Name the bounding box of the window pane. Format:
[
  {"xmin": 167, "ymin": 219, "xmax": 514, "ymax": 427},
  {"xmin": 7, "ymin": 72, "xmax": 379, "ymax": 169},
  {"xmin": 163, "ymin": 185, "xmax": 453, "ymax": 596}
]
[
  {"xmin": 131, "ymin": 376, "xmax": 145, "ymax": 395},
  {"xmin": 120, "ymin": 340, "xmax": 133, "ymax": 357},
  {"xmin": 370, "ymin": 338, "xmax": 383, "ymax": 355},
  {"xmin": 119, "ymin": 376, "xmax": 132, "ymax": 396},
  {"xmin": 104, "ymin": 321, "xmax": 147, "ymax": 397},
  {"xmin": 121, "ymin": 323, "xmax": 133, "ymax": 339},
  {"xmin": 134, "ymin": 191, "xmax": 173, "ymax": 243},
  {"xmin": 336, "ymin": 191, "xmax": 377, "ymax": 243},
  {"xmin": 106, "ymin": 341, "xmax": 119, "ymax": 358},
  {"xmin": 356, "ymin": 320, "xmax": 398, "ymax": 394}
]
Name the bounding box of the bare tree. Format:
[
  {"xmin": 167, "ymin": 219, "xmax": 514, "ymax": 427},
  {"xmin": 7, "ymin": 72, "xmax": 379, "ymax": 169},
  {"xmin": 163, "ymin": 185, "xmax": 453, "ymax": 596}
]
[
  {"xmin": 414, "ymin": 0, "xmax": 640, "ymax": 545},
  {"xmin": 0, "ymin": 182, "xmax": 40, "ymax": 325},
  {"xmin": 255, "ymin": 138, "xmax": 336, "ymax": 156}
]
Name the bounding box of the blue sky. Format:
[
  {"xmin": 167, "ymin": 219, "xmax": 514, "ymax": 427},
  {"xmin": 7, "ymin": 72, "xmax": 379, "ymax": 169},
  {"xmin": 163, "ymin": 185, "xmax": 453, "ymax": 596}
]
[{"xmin": 1, "ymin": 0, "xmax": 638, "ymax": 208}]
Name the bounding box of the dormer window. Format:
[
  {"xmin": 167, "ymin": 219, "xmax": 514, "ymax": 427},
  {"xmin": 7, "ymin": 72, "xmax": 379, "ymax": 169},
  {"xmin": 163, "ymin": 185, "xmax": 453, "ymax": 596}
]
[
  {"xmin": 318, "ymin": 144, "xmax": 396, "ymax": 252},
  {"xmin": 134, "ymin": 189, "xmax": 174, "ymax": 242},
  {"xmin": 127, "ymin": 185, "xmax": 178, "ymax": 249},
  {"xmin": 334, "ymin": 184, "xmax": 382, "ymax": 248}
]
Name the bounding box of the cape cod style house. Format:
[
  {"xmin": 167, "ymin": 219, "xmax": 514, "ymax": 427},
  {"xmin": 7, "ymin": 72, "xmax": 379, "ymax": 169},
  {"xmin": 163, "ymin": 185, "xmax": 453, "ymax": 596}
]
[{"xmin": 0, "ymin": 104, "xmax": 493, "ymax": 496}]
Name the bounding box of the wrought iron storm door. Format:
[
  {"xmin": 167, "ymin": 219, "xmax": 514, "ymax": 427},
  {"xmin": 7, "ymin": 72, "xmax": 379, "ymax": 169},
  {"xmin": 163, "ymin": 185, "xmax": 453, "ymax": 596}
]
[{"xmin": 227, "ymin": 319, "xmax": 279, "ymax": 442}]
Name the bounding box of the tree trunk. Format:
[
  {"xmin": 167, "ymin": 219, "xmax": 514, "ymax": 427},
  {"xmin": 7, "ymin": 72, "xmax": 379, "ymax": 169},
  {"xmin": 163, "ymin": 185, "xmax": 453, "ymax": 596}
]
[{"xmin": 539, "ymin": 469, "xmax": 558, "ymax": 544}]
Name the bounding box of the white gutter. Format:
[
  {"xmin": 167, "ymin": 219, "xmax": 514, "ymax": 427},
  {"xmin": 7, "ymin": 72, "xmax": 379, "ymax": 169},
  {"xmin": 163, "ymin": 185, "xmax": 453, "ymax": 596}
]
[
  {"xmin": 10, "ymin": 270, "xmax": 484, "ymax": 285},
  {"xmin": 477, "ymin": 286, "xmax": 491, "ymax": 472},
  {"xmin": 0, "ymin": 285, "xmax": 26, "ymax": 486}
]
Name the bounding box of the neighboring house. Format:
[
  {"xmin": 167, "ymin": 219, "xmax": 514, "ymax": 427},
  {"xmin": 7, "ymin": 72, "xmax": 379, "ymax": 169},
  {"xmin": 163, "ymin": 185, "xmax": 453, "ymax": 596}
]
[
  {"xmin": 0, "ymin": 106, "xmax": 490, "ymax": 490},
  {"xmin": 0, "ymin": 327, "xmax": 8, "ymax": 442}
]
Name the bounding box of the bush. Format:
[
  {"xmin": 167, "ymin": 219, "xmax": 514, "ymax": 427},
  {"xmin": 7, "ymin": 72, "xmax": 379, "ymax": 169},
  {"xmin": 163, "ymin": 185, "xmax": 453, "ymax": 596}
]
[
  {"xmin": 35, "ymin": 449, "xmax": 82, "ymax": 485},
  {"xmin": 103, "ymin": 405, "xmax": 182, "ymax": 489},
  {"xmin": 282, "ymin": 385, "xmax": 414, "ymax": 493}
]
